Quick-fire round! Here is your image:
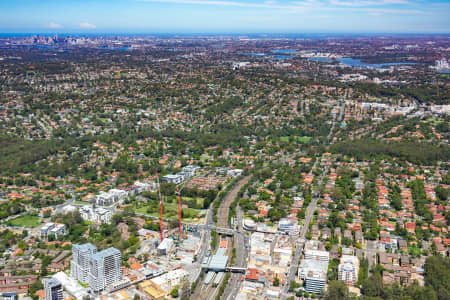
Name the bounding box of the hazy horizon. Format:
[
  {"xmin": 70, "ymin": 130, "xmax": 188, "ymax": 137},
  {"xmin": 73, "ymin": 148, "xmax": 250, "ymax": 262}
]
[{"xmin": 1, "ymin": 32, "xmax": 449, "ymax": 37}]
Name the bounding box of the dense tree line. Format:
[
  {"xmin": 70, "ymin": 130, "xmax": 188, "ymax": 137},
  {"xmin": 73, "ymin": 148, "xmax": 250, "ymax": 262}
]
[
  {"xmin": 330, "ymin": 139, "xmax": 449, "ymax": 165},
  {"xmin": 347, "ymin": 82, "xmax": 450, "ymax": 105},
  {"xmin": 408, "ymin": 179, "xmax": 432, "ymax": 221},
  {"xmin": 0, "ymin": 200, "xmax": 26, "ymax": 219},
  {"xmin": 325, "ymin": 256, "xmax": 450, "ymax": 300}
]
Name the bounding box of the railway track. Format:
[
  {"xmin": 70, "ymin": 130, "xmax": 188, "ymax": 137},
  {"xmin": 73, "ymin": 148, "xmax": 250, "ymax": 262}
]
[
  {"xmin": 196, "ymin": 177, "xmax": 250, "ymax": 300},
  {"xmin": 217, "ymin": 176, "xmax": 251, "ymax": 228}
]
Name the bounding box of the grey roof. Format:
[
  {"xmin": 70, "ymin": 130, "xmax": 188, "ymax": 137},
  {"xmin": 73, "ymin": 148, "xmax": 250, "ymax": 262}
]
[
  {"xmin": 91, "ymin": 247, "xmax": 120, "ymax": 260},
  {"xmin": 208, "ymin": 251, "xmax": 228, "ymax": 271},
  {"xmin": 299, "ymin": 259, "xmax": 329, "ymax": 280},
  {"xmin": 45, "ymin": 277, "xmax": 62, "ymax": 287},
  {"xmin": 73, "ymin": 243, "xmax": 97, "ymax": 252}
]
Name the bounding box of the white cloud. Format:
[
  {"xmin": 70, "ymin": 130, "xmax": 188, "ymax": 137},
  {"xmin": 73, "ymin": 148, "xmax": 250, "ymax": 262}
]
[
  {"xmin": 138, "ymin": 0, "xmax": 304, "ymax": 9},
  {"xmin": 138, "ymin": 0, "xmax": 423, "ymax": 14},
  {"xmin": 330, "ymin": 0, "xmax": 409, "ymax": 6},
  {"xmin": 80, "ymin": 22, "xmax": 96, "ymax": 29},
  {"xmin": 49, "ymin": 22, "xmax": 62, "ymax": 29}
]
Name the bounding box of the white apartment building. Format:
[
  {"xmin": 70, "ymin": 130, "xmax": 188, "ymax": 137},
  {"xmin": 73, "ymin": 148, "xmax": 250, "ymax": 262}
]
[
  {"xmin": 161, "ymin": 174, "xmax": 184, "ymax": 185},
  {"xmin": 304, "ymin": 250, "xmax": 330, "ymax": 262},
  {"xmin": 338, "ymin": 255, "xmax": 359, "ymax": 286},
  {"xmin": 95, "ymin": 189, "xmax": 128, "ymax": 206},
  {"xmin": 40, "ymin": 223, "xmax": 67, "ymax": 240},
  {"xmin": 227, "ymin": 168, "xmax": 243, "ymax": 177},
  {"xmin": 298, "ymin": 250, "xmax": 330, "ymax": 294},
  {"xmin": 133, "ymin": 181, "xmax": 157, "ymax": 194},
  {"xmin": 298, "ymin": 259, "xmax": 328, "ymax": 294},
  {"xmin": 180, "ymin": 165, "xmax": 199, "ymax": 178},
  {"xmin": 79, "ymin": 205, "xmax": 112, "ymax": 224}
]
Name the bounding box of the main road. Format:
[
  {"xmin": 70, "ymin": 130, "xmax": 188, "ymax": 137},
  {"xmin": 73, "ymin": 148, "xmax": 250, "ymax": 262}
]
[
  {"xmin": 282, "ymin": 164, "xmax": 329, "ymax": 299},
  {"xmin": 282, "ymin": 101, "xmax": 344, "ymax": 299}
]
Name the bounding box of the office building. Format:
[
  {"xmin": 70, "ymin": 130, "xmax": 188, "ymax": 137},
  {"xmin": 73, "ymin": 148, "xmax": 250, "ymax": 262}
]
[
  {"xmin": 88, "ymin": 247, "xmax": 122, "ymax": 292},
  {"xmin": 44, "ymin": 278, "xmax": 63, "ymax": 300},
  {"xmin": 71, "ymin": 243, "xmax": 97, "ymax": 284}
]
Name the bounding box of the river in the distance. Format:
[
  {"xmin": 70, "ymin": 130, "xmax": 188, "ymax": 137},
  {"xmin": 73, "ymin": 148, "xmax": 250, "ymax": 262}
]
[{"xmin": 308, "ymin": 57, "xmax": 417, "ymax": 69}]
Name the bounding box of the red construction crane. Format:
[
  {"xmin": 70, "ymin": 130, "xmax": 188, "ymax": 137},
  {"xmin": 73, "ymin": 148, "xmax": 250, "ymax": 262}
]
[
  {"xmin": 156, "ymin": 144, "xmax": 164, "ymax": 242},
  {"xmin": 156, "ymin": 167, "xmax": 163, "ymax": 242},
  {"xmin": 159, "ymin": 193, "xmax": 163, "ymax": 242},
  {"xmin": 176, "ymin": 186, "xmax": 182, "ymax": 234}
]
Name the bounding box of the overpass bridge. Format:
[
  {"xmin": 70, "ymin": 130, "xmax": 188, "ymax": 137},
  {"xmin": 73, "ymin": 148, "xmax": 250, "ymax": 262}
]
[{"xmin": 225, "ymin": 267, "xmax": 246, "ymax": 273}]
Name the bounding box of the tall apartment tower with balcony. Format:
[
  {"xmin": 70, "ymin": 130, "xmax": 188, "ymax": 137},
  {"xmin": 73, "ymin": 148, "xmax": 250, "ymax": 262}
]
[
  {"xmin": 71, "ymin": 243, "xmax": 98, "ymax": 284},
  {"xmin": 44, "ymin": 278, "xmax": 63, "ymax": 300},
  {"xmin": 88, "ymin": 247, "xmax": 122, "ymax": 292}
]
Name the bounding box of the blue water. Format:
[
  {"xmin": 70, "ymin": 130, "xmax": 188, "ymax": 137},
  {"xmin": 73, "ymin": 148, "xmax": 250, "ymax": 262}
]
[
  {"xmin": 247, "ymin": 52, "xmax": 293, "ymax": 60},
  {"xmin": 98, "ymin": 46, "xmax": 130, "ymax": 51},
  {"xmin": 271, "ymin": 49, "xmax": 296, "ymax": 54},
  {"xmin": 339, "ymin": 57, "xmax": 416, "ymax": 68},
  {"xmin": 28, "ymin": 45, "xmax": 57, "ymax": 50},
  {"xmin": 308, "ymin": 57, "xmax": 332, "ymax": 62},
  {"xmin": 307, "ymin": 57, "xmax": 416, "ymax": 69},
  {"xmin": 439, "ymin": 70, "xmax": 450, "ymax": 74}
]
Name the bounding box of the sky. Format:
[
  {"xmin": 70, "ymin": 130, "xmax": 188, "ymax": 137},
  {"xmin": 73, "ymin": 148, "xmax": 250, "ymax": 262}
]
[{"xmin": 0, "ymin": 0, "xmax": 449, "ymax": 34}]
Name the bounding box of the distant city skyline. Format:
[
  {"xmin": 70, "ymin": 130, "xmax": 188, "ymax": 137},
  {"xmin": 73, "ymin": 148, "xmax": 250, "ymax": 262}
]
[{"xmin": 0, "ymin": 0, "xmax": 449, "ymax": 34}]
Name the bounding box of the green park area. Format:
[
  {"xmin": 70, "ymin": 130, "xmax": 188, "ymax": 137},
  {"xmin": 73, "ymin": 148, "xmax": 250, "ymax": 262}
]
[
  {"xmin": 7, "ymin": 215, "xmax": 41, "ymax": 227},
  {"xmin": 132, "ymin": 196, "xmax": 205, "ymax": 220}
]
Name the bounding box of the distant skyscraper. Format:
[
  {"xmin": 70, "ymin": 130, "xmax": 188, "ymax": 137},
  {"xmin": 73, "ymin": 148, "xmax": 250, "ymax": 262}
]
[
  {"xmin": 71, "ymin": 243, "xmax": 97, "ymax": 284},
  {"xmin": 44, "ymin": 278, "xmax": 63, "ymax": 300},
  {"xmin": 88, "ymin": 247, "xmax": 122, "ymax": 292}
]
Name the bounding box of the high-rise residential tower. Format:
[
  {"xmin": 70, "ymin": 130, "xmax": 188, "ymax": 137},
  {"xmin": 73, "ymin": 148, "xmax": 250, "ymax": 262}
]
[
  {"xmin": 88, "ymin": 247, "xmax": 122, "ymax": 292},
  {"xmin": 44, "ymin": 278, "xmax": 63, "ymax": 300},
  {"xmin": 71, "ymin": 243, "xmax": 97, "ymax": 284}
]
